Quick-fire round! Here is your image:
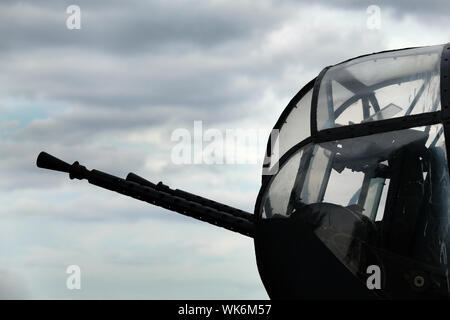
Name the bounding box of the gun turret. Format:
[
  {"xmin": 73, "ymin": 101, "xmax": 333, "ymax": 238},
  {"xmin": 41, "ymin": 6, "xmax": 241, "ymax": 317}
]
[{"xmin": 36, "ymin": 151, "xmax": 254, "ymax": 237}]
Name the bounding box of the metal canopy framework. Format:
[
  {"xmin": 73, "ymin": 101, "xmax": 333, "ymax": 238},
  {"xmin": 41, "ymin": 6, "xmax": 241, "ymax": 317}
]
[{"xmin": 260, "ymin": 43, "xmax": 449, "ymax": 196}]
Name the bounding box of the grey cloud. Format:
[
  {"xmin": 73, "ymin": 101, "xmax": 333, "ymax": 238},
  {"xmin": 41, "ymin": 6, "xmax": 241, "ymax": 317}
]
[
  {"xmin": 12, "ymin": 105, "xmax": 177, "ymax": 143},
  {"xmin": 0, "ymin": 1, "xmax": 389, "ymax": 131},
  {"xmin": 0, "ymin": 47, "xmax": 284, "ymax": 111},
  {"xmin": 0, "ymin": 0, "xmax": 295, "ymax": 55},
  {"xmin": 302, "ymin": 0, "xmax": 450, "ymax": 18}
]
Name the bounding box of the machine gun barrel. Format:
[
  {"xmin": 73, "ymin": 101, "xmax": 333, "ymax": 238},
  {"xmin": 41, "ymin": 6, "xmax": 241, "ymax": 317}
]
[
  {"xmin": 126, "ymin": 172, "xmax": 254, "ymax": 222},
  {"xmin": 36, "ymin": 152, "xmax": 254, "ymax": 237}
]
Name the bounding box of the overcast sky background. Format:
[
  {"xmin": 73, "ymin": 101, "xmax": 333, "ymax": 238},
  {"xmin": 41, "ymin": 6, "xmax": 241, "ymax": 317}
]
[{"xmin": 1, "ymin": 0, "xmax": 450, "ymax": 299}]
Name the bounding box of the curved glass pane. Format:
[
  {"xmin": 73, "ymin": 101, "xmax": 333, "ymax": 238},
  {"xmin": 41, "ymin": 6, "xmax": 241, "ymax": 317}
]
[
  {"xmin": 261, "ymin": 149, "xmax": 304, "ymax": 218},
  {"xmin": 265, "ymin": 88, "xmax": 312, "ymax": 171},
  {"xmin": 259, "ymin": 124, "xmax": 449, "ymax": 298},
  {"xmin": 316, "ymin": 45, "xmax": 443, "ymax": 131},
  {"xmin": 278, "ymin": 89, "xmax": 312, "ymax": 155}
]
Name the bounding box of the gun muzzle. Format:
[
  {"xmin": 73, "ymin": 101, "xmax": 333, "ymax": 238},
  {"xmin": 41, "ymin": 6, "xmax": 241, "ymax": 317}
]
[
  {"xmin": 36, "ymin": 151, "xmax": 71, "ymax": 173},
  {"xmin": 36, "ymin": 151, "xmax": 89, "ymax": 180}
]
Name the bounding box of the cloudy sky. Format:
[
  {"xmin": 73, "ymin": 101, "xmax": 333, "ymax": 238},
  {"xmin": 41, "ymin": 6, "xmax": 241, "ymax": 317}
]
[{"xmin": 1, "ymin": 0, "xmax": 450, "ymax": 299}]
